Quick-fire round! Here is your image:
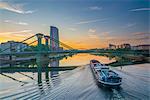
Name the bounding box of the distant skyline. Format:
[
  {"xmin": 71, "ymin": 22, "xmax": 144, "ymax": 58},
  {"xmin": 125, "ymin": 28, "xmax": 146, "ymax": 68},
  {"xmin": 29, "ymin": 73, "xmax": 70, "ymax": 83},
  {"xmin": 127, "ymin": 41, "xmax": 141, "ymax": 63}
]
[{"xmin": 0, "ymin": 0, "xmax": 149, "ymax": 49}]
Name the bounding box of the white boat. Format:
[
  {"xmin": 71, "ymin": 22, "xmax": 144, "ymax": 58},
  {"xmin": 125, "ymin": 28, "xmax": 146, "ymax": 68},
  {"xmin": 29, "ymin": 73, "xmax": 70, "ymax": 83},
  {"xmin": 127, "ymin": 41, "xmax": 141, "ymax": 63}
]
[{"xmin": 90, "ymin": 60, "xmax": 122, "ymax": 86}]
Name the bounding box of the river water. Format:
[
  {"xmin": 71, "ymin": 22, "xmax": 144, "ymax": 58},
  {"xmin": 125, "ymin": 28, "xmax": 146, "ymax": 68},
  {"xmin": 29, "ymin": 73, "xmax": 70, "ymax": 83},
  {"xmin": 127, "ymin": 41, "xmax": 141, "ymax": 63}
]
[{"xmin": 0, "ymin": 53, "xmax": 149, "ymax": 100}]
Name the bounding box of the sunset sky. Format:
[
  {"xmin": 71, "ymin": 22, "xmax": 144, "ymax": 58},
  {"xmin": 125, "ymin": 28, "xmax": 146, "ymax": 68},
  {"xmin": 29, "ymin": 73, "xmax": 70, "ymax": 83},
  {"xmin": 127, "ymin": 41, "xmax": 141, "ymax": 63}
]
[{"xmin": 0, "ymin": 0, "xmax": 149, "ymax": 49}]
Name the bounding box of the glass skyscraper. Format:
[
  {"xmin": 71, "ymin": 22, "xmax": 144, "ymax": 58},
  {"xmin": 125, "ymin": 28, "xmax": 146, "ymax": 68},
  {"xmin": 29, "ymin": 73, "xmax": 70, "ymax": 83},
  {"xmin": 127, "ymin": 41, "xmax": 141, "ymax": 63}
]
[{"xmin": 50, "ymin": 26, "xmax": 59, "ymax": 50}]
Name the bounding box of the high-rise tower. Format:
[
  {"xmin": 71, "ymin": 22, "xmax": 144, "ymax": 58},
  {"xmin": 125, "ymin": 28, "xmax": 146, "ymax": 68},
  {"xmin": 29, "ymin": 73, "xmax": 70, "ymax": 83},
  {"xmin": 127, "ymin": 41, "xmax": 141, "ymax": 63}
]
[{"xmin": 50, "ymin": 26, "xmax": 59, "ymax": 50}]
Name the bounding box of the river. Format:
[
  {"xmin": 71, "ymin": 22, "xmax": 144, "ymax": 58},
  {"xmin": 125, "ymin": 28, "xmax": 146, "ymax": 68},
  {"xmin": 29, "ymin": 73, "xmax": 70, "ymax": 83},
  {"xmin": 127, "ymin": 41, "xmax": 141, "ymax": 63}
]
[{"xmin": 0, "ymin": 53, "xmax": 149, "ymax": 100}]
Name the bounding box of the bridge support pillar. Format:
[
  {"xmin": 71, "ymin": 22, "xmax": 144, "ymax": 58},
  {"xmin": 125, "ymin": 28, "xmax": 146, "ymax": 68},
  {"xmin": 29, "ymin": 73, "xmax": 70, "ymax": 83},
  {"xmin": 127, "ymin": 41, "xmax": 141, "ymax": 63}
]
[
  {"xmin": 36, "ymin": 33, "xmax": 44, "ymax": 83},
  {"xmin": 36, "ymin": 33, "xmax": 50, "ymax": 83},
  {"xmin": 36, "ymin": 33, "xmax": 43, "ymax": 52}
]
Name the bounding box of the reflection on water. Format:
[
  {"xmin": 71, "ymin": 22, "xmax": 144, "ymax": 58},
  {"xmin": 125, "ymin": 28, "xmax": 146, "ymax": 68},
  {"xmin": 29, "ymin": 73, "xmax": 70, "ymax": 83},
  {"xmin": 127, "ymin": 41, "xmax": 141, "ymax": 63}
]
[
  {"xmin": 41, "ymin": 64, "xmax": 149, "ymax": 100},
  {"xmin": 0, "ymin": 53, "xmax": 115, "ymax": 90},
  {"xmin": 50, "ymin": 59, "xmax": 59, "ymax": 67},
  {"xmin": 2, "ymin": 53, "xmax": 149, "ymax": 100},
  {"xmin": 0, "ymin": 53, "xmax": 149, "ymax": 100},
  {"xmin": 60, "ymin": 53, "xmax": 116, "ymax": 66}
]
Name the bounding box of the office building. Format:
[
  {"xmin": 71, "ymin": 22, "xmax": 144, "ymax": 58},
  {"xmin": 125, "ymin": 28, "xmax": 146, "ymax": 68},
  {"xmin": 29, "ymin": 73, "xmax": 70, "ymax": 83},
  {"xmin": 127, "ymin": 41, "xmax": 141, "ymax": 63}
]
[{"xmin": 50, "ymin": 26, "xmax": 59, "ymax": 50}]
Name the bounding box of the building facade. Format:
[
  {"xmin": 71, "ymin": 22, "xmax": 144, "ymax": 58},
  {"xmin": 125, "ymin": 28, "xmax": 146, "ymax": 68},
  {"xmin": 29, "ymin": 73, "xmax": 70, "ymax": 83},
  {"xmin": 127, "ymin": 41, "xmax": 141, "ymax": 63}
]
[
  {"xmin": 109, "ymin": 44, "xmax": 116, "ymax": 49},
  {"xmin": 109, "ymin": 43, "xmax": 131, "ymax": 49},
  {"xmin": 50, "ymin": 26, "xmax": 59, "ymax": 51},
  {"xmin": 131, "ymin": 45, "xmax": 150, "ymax": 50},
  {"xmin": 120, "ymin": 44, "xmax": 131, "ymax": 49},
  {"xmin": 0, "ymin": 41, "xmax": 29, "ymax": 53}
]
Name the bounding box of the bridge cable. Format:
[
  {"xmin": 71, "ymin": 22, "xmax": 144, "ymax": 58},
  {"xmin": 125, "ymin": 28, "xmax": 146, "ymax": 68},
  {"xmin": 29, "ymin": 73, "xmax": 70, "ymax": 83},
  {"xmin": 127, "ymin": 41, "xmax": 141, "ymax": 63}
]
[
  {"xmin": 49, "ymin": 36, "xmax": 74, "ymax": 50},
  {"xmin": 18, "ymin": 40, "xmax": 37, "ymax": 52}
]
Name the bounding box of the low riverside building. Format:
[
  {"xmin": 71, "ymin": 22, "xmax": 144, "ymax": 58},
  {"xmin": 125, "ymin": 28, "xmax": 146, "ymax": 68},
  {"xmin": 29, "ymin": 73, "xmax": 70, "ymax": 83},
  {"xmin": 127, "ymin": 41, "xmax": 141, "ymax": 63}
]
[
  {"xmin": 0, "ymin": 41, "xmax": 29, "ymax": 53},
  {"xmin": 109, "ymin": 43, "xmax": 131, "ymax": 49},
  {"xmin": 119, "ymin": 44, "xmax": 131, "ymax": 49},
  {"xmin": 0, "ymin": 41, "xmax": 30, "ymax": 63},
  {"xmin": 109, "ymin": 44, "xmax": 116, "ymax": 49},
  {"xmin": 131, "ymin": 44, "xmax": 150, "ymax": 50}
]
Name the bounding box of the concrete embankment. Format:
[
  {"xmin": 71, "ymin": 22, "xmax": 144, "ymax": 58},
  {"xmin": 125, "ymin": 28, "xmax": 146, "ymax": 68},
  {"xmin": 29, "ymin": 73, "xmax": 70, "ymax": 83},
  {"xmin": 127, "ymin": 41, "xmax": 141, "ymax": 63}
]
[{"xmin": 0, "ymin": 66, "xmax": 78, "ymax": 73}]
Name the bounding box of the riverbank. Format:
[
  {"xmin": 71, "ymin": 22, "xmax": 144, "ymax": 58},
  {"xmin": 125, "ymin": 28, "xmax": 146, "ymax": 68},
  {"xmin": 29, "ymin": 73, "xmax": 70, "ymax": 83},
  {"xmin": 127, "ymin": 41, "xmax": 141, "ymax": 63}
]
[
  {"xmin": 91, "ymin": 53, "xmax": 150, "ymax": 67},
  {"xmin": 106, "ymin": 60, "xmax": 149, "ymax": 67}
]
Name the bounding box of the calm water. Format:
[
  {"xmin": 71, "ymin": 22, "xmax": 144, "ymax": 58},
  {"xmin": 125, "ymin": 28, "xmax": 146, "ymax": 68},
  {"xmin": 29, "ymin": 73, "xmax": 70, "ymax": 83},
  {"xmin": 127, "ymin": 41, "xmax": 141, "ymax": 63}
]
[{"xmin": 0, "ymin": 53, "xmax": 149, "ymax": 100}]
